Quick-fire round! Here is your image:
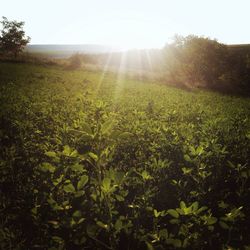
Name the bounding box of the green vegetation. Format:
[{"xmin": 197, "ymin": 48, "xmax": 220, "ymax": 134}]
[
  {"xmin": 172, "ymin": 36, "xmax": 250, "ymax": 93},
  {"xmin": 0, "ymin": 62, "xmax": 249, "ymax": 249},
  {"xmin": 0, "ymin": 17, "xmax": 30, "ymax": 58}
]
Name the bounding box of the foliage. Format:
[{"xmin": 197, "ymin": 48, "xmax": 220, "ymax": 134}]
[
  {"xmin": 0, "ymin": 62, "xmax": 250, "ymax": 249},
  {"xmin": 67, "ymin": 53, "xmax": 82, "ymax": 69},
  {"xmin": 162, "ymin": 35, "xmax": 250, "ymax": 93},
  {"xmin": 0, "ymin": 17, "xmax": 30, "ymax": 57}
]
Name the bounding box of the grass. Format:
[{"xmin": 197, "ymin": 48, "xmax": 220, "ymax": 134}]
[{"xmin": 0, "ymin": 62, "xmax": 250, "ymax": 249}]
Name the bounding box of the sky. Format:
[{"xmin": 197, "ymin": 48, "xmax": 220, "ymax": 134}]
[{"xmin": 1, "ymin": 0, "xmax": 250, "ymax": 49}]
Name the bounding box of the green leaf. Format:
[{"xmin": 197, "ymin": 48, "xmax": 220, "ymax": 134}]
[
  {"xmin": 78, "ymin": 218, "xmax": 85, "ymax": 224},
  {"xmin": 207, "ymin": 217, "xmax": 217, "ymax": 225},
  {"xmin": 80, "ymin": 133, "xmax": 93, "ymax": 141},
  {"xmin": 191, "ymin": 201, "xmax": 199, "ymax": 212},
  {"xmin": 102, "ymin": 177, "xmax": 111, "ymax": 192},
  {"xmin": 180, "ymin": 201, "xmax": 186, "ymax": 209},
  {"xmin": 189, "ymin": 145, "xmax": 197, "ymax": 156},
  {"xmin": 81, "ymin": 122, "xmax": 92, "ymax": 135},
  {"xmin": 219, "ymin": 221, "xmax": 229, "ymax": 229},
  {"xmin": 182, "ymin": 167, "xmax": 192, "ymax": 174},
  {"xmin": 184, "ymin": 154, "xmax": 192, "ymax": 162},
  {"xmin": 39, "ymin": 162, "xmax": 55, "ymax": 173},
  {"xmin": 48, "ymin": 221, "xmax": 59, "ymax": 226},
  {"xmin": 74, "ymin": 190, "xmax": 85, "ymax": 198},
  {"xmin": 218, "ymin": 201, "xmax": 228, "ymax": 209},
  {"xmin": 154, "ymin": 209, "xmax": 161, "ymax": 218},
  {"xmin": 196, "ymin": 206, "xmax": 208, "ymax": 214},
  {"xmin": 101, "ymin": 120, "xmax": 115, "ymax": 135},
  {"xmin": 63, "ymin": 183, "xmax": 75, "ymax": 193},
  {"xmin": 96, "ymin": 221, "xmax": 108, "ymax": 230},
  {"xmin": 62, "ymin": 145, "xmax": 78, "ymax": 157},
  {"xmin": 246, "ymin": 132, "xmax": 250, "ymax": 140},
  {"xmin": 227, "ymin": 160, "xmax": 235, "ymax": 169},
  {"xmin": 141, "ymin": 170, "xmax": 152, "ymax": 180},
  {"xmin": 115, "ymin": 194, "xmax": 124, "ymax": 201},
  {"xmin": 72, "ymin": 210, "xmax": 82, "ymax": 218},
  {"xmin": 52, "ymin": 175, "xmax": 63, "ymax": 186},
  {"xmin": 70, "ymin": 150, "xmax": 78, "ymax": 157},
  {"xmin": 183, "ymin": 206, "xmax": 192, "ymax": 215},
  {"xmin": 110, "ymin": 130, "xmax": 122, "ymax": 140},
  {"xmin": 196, "ymin": 145, "xmax": 204, "ymax": 155},
  {"xmin": 146, "ymin": 242, "xmax": 154, "ymax": 250},
  {"xmin": 62, "ymin": 145, "xmax": 71, "ymax": 156},
  {"xmin": 118, "ymin": 132, "xmax": 134, "ymax": 140},
  {"xmin": 176, "ymin": 208, "xmax": 184, "ymax": 215},
  {"xmin": 45, "ymin": 151, "xmax": 57, "ymax": 158},
  {"xmin": 114, "ymin": 219, "xmax": 123, "ymax": 232},
  {"xmin": 70, "ymin": 164, "xmax": 85, "ymax": 173},
  {"xmin": 51, "ymin": 236, "xmax": 63, "ymax": 243},
  {"xmin": 77, "ymin": 175, "xmax": 89, "ymax": 190},
  {"xmin": 88, "ymin": 152, "xmax": 98, "ymax": 161},
  {"xmin": 167, "ymin": 209, "xmax": 179, "ymax": 218}
]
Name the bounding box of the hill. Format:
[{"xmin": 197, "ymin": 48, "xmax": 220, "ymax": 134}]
[
  {"xmin": 25, "ymin": 44, "xmax": 124, "ymax": 57},
  {"xmin": 228, "ymin": 43, "xmax": 250, "ymax": 51}
]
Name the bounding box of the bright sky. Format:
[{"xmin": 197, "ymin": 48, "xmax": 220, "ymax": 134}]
[{"xmin": 1, "ymin": 0, "xmax": 250, "ymax": 49}]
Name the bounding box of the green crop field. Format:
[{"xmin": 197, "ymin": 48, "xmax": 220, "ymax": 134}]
[{"xmin": 0, "ymin": 62, "xmax": 250, "ymax": 249}]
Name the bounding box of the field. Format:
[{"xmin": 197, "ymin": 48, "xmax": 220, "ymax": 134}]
[{"xmin": 0, "ymin": 62, "xmax": 250, "ymax": 249}]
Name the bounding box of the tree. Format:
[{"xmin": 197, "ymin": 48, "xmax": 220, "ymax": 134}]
[
  {"xmin": 0, "ymin": 16, "xmax": 30, "ymax": 57},
  {"xmin": 67, "ymin": 53, "xmax": 82, "ymax": 69},
  {"xmin": 163, "ymin": 35, "xmax": 228, "ymax": 87}
]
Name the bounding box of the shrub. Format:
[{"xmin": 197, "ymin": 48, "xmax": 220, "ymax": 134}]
[{"xmin": 67, "ymin": 53, "xmax": 82, "ymax": 69}]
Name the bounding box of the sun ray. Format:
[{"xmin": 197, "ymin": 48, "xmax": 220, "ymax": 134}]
[
  {"xmin": 94, "ymin": 50, "xmax": 113, "ymax": 96},
  {"xmin": 134, "ymin": 49, "xmax": 143, "ymax": 81},
  {"xmin": 145, "ymin": 49, "xmax": 153, "ymax": 72},
  {"xmin": 113, "ymin": 50, "xmax": 128, "ymax": 102}
]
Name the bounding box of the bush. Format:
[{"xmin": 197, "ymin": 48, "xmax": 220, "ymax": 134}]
[
  {"xmin": 67, "ymin": 53, "xmax": 82, "ymax": 69},
  {"xmin": 163, "ymin": 35, "xmax": 229, "ymax": 88}
]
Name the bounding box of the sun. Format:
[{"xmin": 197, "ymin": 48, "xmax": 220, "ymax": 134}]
[{"xmin": 94, "ymin": 18, "xmax": 164, "ymax": 51}]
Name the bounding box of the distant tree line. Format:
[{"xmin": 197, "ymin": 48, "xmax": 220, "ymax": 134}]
[{"xmin": 162, "ymin": 35, "xmax": 250, "ymax": 93}]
